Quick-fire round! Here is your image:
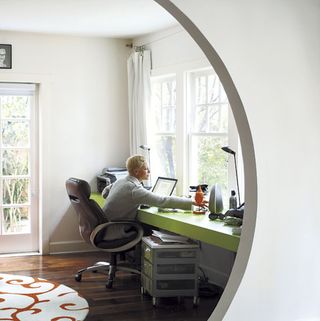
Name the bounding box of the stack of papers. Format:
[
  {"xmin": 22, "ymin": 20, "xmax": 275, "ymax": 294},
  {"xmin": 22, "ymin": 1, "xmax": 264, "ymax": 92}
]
[{"xmin": 152, "ymin": 230, "xmax": 189, "ymax": 243}]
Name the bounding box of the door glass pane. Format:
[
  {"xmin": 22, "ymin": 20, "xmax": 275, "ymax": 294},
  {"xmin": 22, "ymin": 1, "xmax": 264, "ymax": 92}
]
[
  {"xmin": 2, "ymin": 120, "xmax": 30, "ymax": 147},
  {"xmin": 2, "ymin": 207, "xmax": 30, "ymax": 234},
  {"xmin": 2, "ymin": 178, "xmax": 29, "ymax": 205},
  {"xmin": 2, "ymin": 150, "xmax": 29, "ymax": 175},
  {"xmin": 1, "ymin": 96, "xmax": 30, "ymax": 118}
]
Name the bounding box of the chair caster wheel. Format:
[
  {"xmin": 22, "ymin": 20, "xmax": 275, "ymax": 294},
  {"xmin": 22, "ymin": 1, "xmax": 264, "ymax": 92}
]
[
  {"xmin": 106, "ymin": 280, "xmax": 113, "ymax": 289},
  {"xmin": 152, "ymin": 297, "xmax": 158, "ymax": 307},
  {"xmin": 193, "ymin": 296, "xmax": 199, "ymax": 307},
  {"xmin": 75, "ymin": 273, "xmax": 82, "ymax": 282}
]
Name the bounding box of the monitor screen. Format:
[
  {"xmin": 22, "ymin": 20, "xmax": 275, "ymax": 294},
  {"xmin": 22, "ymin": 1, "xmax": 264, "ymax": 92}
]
[{"xmin": 152, "ymin": 177, "xmax": 177, "ymax": 196}]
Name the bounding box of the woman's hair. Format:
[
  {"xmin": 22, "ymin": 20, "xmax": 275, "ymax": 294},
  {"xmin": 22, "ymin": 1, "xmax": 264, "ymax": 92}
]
[{"xmin": 126, "ymin": 155, "xmax": 146, "ymax": 175}]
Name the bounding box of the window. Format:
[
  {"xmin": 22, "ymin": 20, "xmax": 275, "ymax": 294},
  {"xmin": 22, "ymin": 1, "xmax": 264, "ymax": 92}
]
[
  {"xmin": 148, "ymin": 75, "xmax": 177, "ymax": 181},
  {"xmin": 188, "ymin": 69, "xmax": 229, "ymax": 196},
  {"xmin": 149, "ymin": 67, "xmax": 232, "ymax": 201}
]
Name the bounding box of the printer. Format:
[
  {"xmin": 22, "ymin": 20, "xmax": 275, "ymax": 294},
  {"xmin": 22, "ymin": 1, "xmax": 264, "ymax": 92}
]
[{"xmin": 96, "ymin": 167, "xmax": 128, "ymax": 192}]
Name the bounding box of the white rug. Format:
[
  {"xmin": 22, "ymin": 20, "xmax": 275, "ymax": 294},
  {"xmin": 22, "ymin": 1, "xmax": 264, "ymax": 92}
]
[{"xmin": 0, "ymin": 273, "xmax": 89, "ymax": 321}]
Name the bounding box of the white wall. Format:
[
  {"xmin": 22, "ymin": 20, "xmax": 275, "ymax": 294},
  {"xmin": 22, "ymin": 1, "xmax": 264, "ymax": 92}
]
[
  {"xmin": 0, "ymin": 31, "xmax": 130, "ymax": 253},
  {"xmin": 160, "ymin": 0, "xmax": 320, "ymax": 321}
]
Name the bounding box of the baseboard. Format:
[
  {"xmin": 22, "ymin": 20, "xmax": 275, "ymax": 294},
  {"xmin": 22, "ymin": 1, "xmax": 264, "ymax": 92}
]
[
  {"xmin": 49, "ymin": 240, "xmax": 97, "ymax": 254},
  {"xmin": 199, "ymin": 263, "xmax": 230, "ymax": 288}
]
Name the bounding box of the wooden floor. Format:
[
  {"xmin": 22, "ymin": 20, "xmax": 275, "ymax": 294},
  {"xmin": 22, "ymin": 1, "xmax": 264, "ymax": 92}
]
[{"xmin": 0, "ymin": 252, "xmax": 221, "ymax": 321}]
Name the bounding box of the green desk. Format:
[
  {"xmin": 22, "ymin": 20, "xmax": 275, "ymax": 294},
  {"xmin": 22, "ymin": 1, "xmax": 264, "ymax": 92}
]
[{"xmin": 91, "ymin": 193, "xmax": 240, "ymax": 252}]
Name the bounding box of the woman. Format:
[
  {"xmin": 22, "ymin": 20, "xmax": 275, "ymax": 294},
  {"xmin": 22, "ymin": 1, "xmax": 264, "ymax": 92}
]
[{"xmin": 102, "ymin": 155, "xmax": 205, "ymax": 239}]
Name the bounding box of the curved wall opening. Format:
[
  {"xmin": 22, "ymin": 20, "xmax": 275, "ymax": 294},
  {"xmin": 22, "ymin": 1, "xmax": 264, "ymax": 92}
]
[{"xmin": 153, "ymin": 0, "xmax": 258, "ymax": 320}]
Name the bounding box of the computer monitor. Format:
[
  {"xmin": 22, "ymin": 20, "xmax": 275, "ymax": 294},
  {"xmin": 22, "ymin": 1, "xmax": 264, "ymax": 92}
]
[{"xmin": 152, "ymin": 177, "xmax": 178, "ymax": 196}]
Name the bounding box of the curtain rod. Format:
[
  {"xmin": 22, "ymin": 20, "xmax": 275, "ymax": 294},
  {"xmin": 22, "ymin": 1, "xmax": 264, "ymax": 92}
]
[
  {"xmin": 126, "ymin": 44, "xmax": 145, "ymax": 52},
  {"xmin": 126, "ymin": 28, "xmax": 183, "ymax": 52}
]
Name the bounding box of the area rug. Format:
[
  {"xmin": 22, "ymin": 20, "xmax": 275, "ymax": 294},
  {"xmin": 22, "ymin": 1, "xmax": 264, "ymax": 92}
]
[{"xmin": 0, "ymin": 273, "xmax": 89, "ymax": 321}]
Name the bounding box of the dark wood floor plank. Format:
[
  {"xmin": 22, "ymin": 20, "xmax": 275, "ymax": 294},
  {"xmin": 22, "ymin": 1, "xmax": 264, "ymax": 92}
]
[{"xmin": 0, "ymin": 252, "xmax": 220, "ymax": 321}]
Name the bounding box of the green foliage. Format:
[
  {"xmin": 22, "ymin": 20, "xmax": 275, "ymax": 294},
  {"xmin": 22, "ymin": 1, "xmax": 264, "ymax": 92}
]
[{"xmin": 196, "ymin": 136, "xmax": 228, "ymax": 202}]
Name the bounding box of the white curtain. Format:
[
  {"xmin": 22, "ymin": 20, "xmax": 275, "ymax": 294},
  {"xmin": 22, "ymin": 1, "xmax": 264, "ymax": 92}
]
[{"xmin": 127, "ymin": 50, "xmax": 151, "ymax": 155}]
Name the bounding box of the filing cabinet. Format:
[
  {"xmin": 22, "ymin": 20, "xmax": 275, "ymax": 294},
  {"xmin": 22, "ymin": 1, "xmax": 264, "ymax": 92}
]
[{"xmin": 141, "ymin": 236, "xmax": 199, "ymax": 307}]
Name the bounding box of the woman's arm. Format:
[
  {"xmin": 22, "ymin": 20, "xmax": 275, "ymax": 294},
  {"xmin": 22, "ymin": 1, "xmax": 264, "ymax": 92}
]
[{"xmin": 132, "ymin": 184, "xmax": 193, "ymax": 210}]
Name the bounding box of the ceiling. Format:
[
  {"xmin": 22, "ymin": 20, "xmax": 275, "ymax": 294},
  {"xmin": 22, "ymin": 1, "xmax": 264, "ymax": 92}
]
[{"xmin": 0, "ymin": 0, "xmax": 178, "ymax": 38}]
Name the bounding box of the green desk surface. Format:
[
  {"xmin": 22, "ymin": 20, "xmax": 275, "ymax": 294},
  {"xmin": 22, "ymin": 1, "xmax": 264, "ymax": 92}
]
[{"xmin": 91, "ymin": 192, "xmax": 240, "ymax": 252}]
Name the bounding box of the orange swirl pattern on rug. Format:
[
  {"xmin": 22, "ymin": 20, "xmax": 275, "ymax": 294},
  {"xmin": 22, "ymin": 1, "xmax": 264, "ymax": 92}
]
[{"xmin": 0, "ymin": 273, "xmax": 89, "ymax": 321}]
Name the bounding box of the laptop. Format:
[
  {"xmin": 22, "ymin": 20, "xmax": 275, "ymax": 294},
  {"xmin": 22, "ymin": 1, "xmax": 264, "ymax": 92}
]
[
  {"xmin": 152, "ymin": 177, "xmax": 178, "ymax": 196},
  {"xmin": 140, "ymin": 177, "xmax": 177, "ymax": 209}
]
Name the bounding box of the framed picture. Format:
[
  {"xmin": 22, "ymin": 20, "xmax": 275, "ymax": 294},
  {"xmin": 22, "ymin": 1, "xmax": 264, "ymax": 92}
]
[{"xmin": 0, "ymin": 44, "xmax": 12, "ymax": 69}]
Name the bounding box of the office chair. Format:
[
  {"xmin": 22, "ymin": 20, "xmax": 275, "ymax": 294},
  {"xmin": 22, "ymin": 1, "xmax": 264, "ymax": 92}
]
[{"xmin": 65, "ymin": 177, "xmax": 144, "ymax": 288}]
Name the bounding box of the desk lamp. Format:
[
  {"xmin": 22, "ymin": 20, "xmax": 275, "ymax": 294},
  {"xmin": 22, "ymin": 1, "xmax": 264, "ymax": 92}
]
[
  {"xmin": 139, "ymin": 144, "xmax": 152, "ymax": 188},
  {"xmin": 221, "ymin": 146, "xmax": 241, "ymax": 206}
]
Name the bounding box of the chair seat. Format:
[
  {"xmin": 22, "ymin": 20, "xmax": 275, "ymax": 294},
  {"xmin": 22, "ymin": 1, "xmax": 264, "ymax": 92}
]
[{"xmin": 96, "ymin": 233, "xmax": 138, "ymax": 249}]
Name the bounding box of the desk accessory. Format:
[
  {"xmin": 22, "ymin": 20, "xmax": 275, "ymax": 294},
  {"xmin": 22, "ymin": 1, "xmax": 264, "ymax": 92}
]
[
  {"xmin": 224, "ymin": 203, "xmax": 244, "ymax": 219},
  {"xmin": 229, "ymin": 190, "xmax": 237, "ymax": 209},
  {"xmin": 189, "ymin": 184, "xmax": 208, "ymax": 194},
  {"xmin": 221, "ymin": 146, "xmax": 242, "ymax": 206},
  {"xmin": 224, "ymin": 216, "xmax": 242, "ymax": 226},
  {"xmin": 208, "ymin": 212, "xmax": 225, "ymax": 220},
  {"xmin": 193, "ymin": 185, "xmax": 206, "ymax": 214},
  {"xmin": 208, "ymin": 183, "xmax": 223, "ymax": 214},
  {"xmin": 140, "ymin": 144, "xmax": 152, "ymax": 188}
]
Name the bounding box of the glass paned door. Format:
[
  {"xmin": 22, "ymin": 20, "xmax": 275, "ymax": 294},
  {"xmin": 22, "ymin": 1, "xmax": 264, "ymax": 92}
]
[{"xmin": 0, "ymin": 84, "xmax": 38, "ymax": 254}]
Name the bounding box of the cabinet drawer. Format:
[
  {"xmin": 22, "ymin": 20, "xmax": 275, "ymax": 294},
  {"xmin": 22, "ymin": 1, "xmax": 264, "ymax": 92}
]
[
  {"xmin": 156, "ymin": 250, "xmax": 197, "ymax": 259},
  {"xmin": 156, "ymin": 279, "xmax": 195, "ymax": 290},
  {"xmin": 157, "ymin": 263, "xmax": 196, "ymax": 275}
]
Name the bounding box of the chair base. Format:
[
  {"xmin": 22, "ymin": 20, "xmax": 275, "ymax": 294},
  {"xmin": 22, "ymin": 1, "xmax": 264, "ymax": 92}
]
[{"xmin": 74, "ymin": 258, "xmax": 141, "ymax": 288}]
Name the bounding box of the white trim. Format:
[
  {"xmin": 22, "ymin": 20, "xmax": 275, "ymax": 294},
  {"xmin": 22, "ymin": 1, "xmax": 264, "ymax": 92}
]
[
  {"xmin": 0, "ymin": 251, "xmax": 40, "ymax": 258},
  {"xmin": 0, "ymin": 72, "xmax": 52, "ymax": 255},
  {"xmin": 0, "ymin": 83, "xmax": 36, "ymax": 95},
  {"xmin": 49, "ymin": 240, "xmax": 97, "ymax": 254},
  {"xmin": 151, "ymin": 58, "xmax": 210, "ymax": 77}
]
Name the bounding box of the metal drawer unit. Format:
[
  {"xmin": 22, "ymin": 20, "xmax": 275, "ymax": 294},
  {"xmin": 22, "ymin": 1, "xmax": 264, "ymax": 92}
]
[{"xmin": 141, "ymin": 236, "xmax": 199, "ymax": 307}]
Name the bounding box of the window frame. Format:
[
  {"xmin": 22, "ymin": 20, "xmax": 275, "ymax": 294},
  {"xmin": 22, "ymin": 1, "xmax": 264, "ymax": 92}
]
[{"xmin": 150, "ymin": 62, "xmax": 240, "ymax": 198}]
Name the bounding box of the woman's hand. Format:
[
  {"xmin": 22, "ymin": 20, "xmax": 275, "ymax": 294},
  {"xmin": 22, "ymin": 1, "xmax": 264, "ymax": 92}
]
[{"xmin": 192, "ymin": 199, "xmax": 208, "ymax": 208}]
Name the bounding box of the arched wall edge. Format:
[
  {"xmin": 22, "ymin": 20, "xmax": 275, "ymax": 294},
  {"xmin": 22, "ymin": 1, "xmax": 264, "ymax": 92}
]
[{"xmin": 154, "ymin": 0, "xmax": 258, "ymax": 320}]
